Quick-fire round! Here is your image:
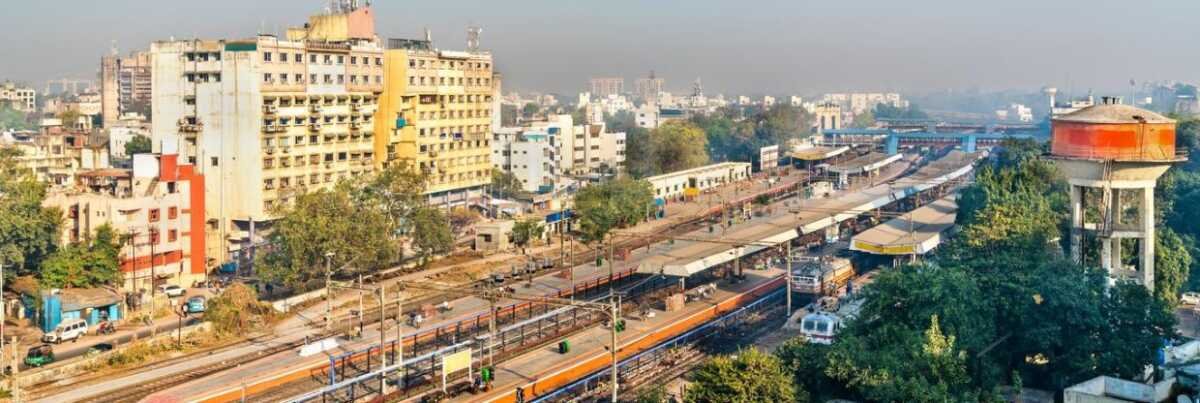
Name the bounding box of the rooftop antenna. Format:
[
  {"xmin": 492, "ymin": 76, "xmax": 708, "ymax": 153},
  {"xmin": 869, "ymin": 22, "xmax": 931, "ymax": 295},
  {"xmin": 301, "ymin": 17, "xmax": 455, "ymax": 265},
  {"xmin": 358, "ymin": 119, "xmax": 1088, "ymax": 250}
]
[
  {"xmin": 467, "ymin": 25, "xmax": 482, "ymax": 52},
  {"xmin": 424, "ymin": 27, "xmax": 433, "ymax": 42}
]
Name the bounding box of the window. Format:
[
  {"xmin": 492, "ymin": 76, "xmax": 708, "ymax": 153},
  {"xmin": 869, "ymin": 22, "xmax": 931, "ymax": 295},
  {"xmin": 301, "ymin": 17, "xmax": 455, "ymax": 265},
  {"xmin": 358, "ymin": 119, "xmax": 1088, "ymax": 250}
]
[
  {"xmin": 336, "ymin": 55, "xmax": 344, "ymax": 64},
  {"xmin": 309, "ymin": 54, "xmax": 317, "ymax": 63},
  {"xmin": 168, "ymin": 230, "xmax": 178, "ymax": 242},
  {"xmin": 295, "ymin": 53, "xmax": 303, "ymax": 63},
  {"xmin": 263, "ymin": 52, "xmax": 272, "ymax": 62},
  {"xmin": 375, "ymin": 57, "xmax": 382, "ymax": 66},
  {"xmin": 337, "ymin": 74, "xmax": 344, "ymax": 84},
  {"xmin": 279, "ymin": 74, "xmax": 288, "ymax": 84},
  {"xmin": 264, "ymin": 73, "xmax": 273, "ymax": 83},
  {"xmin": 149, "ymin": 229, "xmax": 160, "ymax": 244},
  {"xmin": 375, "ymin": 75, "xmax": 381, "ymax": 84},
  {"xmin": 351, "ymin": 56, "xmax": 358, "ymax": 65},
  {"xmin": 310, "ymin": 74, "xmax": 318, "ymax": 84},
  {"xmin": 168, "ymin": 207, "xmax": 178, "ymax": 219},
  {"xmin": 324, "ymin": 74, "xmax": 332, "ymax": 84},
  {"xmin": 295, "ymin": 73, "xmax": 303, "ymax": 83},
  {"xmin": 264, "ymin": 178, "xmax": 274, "ymax": 190},
  {"xmin": 324, "ymin": 55, "xmax": 332, "ymax": 64},
  {"xmin": 211, "ymin": 157, "xmax": 219, "ymax": 166},
  {"xmin": 350, "ymin": 75, "xmax": 358, "ymax": 84},
  {"xmin": 149, "ymin": 209, "xmax": 160, "ymax": 222}
]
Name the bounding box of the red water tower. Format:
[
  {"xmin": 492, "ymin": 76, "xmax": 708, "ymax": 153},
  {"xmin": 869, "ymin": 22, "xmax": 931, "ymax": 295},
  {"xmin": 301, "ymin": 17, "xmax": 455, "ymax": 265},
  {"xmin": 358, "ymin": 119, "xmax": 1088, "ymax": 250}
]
[{"xmin": 1051, "ymin": 97, "xmax": 1183, "ymax": 289}]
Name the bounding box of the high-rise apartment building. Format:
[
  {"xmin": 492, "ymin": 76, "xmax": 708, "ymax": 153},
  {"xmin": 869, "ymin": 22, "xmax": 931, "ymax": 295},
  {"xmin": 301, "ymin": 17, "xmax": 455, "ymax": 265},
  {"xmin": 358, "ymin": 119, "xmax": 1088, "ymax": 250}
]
[
  {"xmin": 589, "ymin": 77, "xmax": 624, "ymax": 98},
  {"xmin": 374, "ymin": 38, "xmax": 496, "ymax": 206},
  {"xmin": 151, "ymin": 4, "xmax": 383, "ymax": 261},
  {"xmin": 101, "ymin": 51, "xmax": 153, "ymax": 125},
  {"xmin": 634, "ymin": 73, "xmax": 664, "ymax": 105}
]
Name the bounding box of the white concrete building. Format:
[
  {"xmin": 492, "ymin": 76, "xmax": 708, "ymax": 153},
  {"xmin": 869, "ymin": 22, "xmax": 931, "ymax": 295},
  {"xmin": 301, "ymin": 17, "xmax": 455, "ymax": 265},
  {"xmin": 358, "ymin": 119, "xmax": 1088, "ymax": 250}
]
[
  {"xmin": 491, "ymin": 129, "xmax": 557, "ymax": 193},
  {"xmin": 0, "ymin": 81, "xmax": 36, "ymax": 112},
  {"xmin": 150, "ymin": 5, "xmax": 384, "ymax": 261},
  {"xmin": 646, "ymin": 162, "xmax": 752, "ymax": 201}
]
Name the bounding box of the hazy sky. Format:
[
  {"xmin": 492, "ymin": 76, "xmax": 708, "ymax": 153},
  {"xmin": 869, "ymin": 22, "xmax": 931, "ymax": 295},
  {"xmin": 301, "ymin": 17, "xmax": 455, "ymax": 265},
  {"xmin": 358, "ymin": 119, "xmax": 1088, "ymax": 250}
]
[{"xmin": 3, "ymin": 0, "xmax": 1197, "ymax": 96}]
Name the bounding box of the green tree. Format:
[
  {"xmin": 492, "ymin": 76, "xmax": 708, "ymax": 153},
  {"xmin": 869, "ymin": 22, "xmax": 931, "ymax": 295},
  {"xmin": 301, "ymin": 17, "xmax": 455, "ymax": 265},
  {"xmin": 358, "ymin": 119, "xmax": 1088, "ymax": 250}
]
[
  {"xmin": 410, "ymin": 206, "xmax": 454, "ymax": 267},
  {"xmin": 850, "ymin": 110, "xmax": 875, "ymax": 128},
  {"xmin": 511, "ymin": 218, "xmax": 544, "ymax": 254},
  {"xmin": 522, "ymin": 102, "xmax": 540, "ymax": 119},
  {"xmin": 0, "ymin": 148, "xmax": 62, "ymax": 276},
  {"xmin": 355, "ymin": 165, "xmax": 427, "ymax": 239},
  {"xmin": 634, "ymin": 384, "xmax": 669, "ymax": 403},
  {"xmin": 1156, "ymin": 227, "xmax": 1192, "ymax": 306},
  {"xmin": 490, "ymin": 168, "xmax": 529, "ymax": 200},
  {"xmin": 872, "ymin": 103, "xmax": 929, "ymax": 120},
  {"xmin": 573, "ymin": 178, "xmax": 654, "ymax": 244},
  {"xmin": 775, "ymin": 337, "xmax": 842, "ymax": 400},
  {"xmin": 648, "ymin": 121, "xmax": 709, "ymax": 174},
  {"xmin": 124, "ymin": 135, "xmax": 152, "ymax": 156},
  {"xmin": 40, "ymin": 225, "xmax": 124, "ymax": 288},
  {"xmin": 0, "ymin": 105, "xmax": 31, "ymax": 130},
  {"xmin": 205, "ymin": 282, "xmax": 276, "ymax": 335},
  {"xmin": 259, "ymin": 184, "xmax": 398, "ymax": 290},
  {"xmin": 685, "ymin": 348, "xmax": 800, "ymax": 403}
]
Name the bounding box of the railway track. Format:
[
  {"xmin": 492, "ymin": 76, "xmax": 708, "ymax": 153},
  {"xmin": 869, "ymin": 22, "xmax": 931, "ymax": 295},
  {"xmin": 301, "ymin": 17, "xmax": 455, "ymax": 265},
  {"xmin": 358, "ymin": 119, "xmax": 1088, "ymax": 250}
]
[{"xmin": 34, "ymin": 176, "xmax": 807, "ymax": 403}]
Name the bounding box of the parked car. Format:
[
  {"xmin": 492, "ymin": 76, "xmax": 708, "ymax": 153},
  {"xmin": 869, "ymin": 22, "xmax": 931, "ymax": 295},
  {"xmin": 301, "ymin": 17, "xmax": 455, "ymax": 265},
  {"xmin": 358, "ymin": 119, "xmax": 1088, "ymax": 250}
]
[
  {"xmin": 24, "ymin": 345, "xmax": 54, "ymax": 367},
  {"xmin": 1183, "ymin": 292, "xmax": 1200, "ymax": 306},
  {"xmin": 185, "ymin": 296, "xmax": 207, "ymax": 313},
  {"xmin": 158, "ymin": 284, "xmax": 185, "ymax": 298},
  {"xmin": 42, "ymin": 318, "xmax": 87, "ymax": 344}
]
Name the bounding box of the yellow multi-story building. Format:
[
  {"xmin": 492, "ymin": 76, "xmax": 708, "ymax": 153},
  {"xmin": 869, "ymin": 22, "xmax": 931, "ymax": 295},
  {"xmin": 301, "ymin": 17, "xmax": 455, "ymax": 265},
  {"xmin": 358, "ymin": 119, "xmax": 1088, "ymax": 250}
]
[{"xmin": 375, "ymin": 38, "xmax": 497, "ymax": 206}]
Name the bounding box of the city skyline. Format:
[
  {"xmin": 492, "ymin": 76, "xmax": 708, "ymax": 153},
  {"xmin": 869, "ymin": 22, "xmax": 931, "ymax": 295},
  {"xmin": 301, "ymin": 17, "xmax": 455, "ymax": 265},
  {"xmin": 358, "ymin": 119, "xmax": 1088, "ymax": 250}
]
[{"xmin": 3, "ymin": 0, "xmax": 1198, "ymax": 96}]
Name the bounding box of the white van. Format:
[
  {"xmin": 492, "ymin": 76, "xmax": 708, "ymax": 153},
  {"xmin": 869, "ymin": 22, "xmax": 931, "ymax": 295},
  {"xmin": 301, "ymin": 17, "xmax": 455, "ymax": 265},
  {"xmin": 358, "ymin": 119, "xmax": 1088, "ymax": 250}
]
[{"xmin": 43, "ymin": 318, "xmax": 88, "ymax": 344}]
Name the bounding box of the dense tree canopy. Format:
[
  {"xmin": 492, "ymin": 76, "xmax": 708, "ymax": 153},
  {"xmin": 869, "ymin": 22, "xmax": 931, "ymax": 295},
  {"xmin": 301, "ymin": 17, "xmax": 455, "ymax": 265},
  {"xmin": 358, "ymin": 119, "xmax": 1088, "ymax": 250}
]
[
  {"xmin": 685, "ymin": 348, "xmax": 800, "ymax": 403},
  {"xmin": 511, "ymin": 218, "xmax": 544, "ymax": 253},
  {"xmin": 0, "ymin": 148, "xmax": 62, "ymax": 277},
  {"xmin": 573, "ymin": 178, "xmax": 654, "ymax": 244},
  {"xmin": 40, "ymin": 225, "xmax": 124, "ymax": 289},
  {"xmin": 259, "ymin": 184, "xmax": 399, "ymax": 289},
  {"xmin": 125, "ymin": 135, "xmax": 152, "ymax": 156},
  {"xmin": 0, "ymin": 105, "xmax": 32, "ymax": 130},
  {"xmin": 872, "ymin": 103, "xmax": 930, "ymax": 120},
  {"xmin": 689, "ymin": 105, "xmax": 810, "ymax": 167}
]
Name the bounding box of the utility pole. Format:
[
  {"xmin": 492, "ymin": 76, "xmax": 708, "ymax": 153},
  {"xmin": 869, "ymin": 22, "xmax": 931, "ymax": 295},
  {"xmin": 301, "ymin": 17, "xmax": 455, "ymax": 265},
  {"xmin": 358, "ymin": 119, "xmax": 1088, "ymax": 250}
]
[
  {"xmin": 396, "ymin": 289, "xmax": 404, "ymax": 388},
  {"xmin": 609, "ymin": 295, "xmax": 620, "ymax": 403},
  {"xmin": 378, "ymin": 283, "xmax": 387, "ymax": 395},
  {"xmin": 10, "ymin": 336, "xmax": 19, "ymax": 403},
  {"xmin": 324, "ymin": 252, "xmax": 334, "ymax": 332},
  {"xmin": 607, "ymin": 235, "xmax": 615, "ymax": 294},
  {"xmin": 358, "ymin": 275, "xmax": 365, "ymax": 338},
  {"xmin": 785, "ymin": 241, "xmax": 792, "ymax": 317},
  {"xmin": 1, "ymin": 260, "xmax": 5, "ymax": 370},
  {"xmin": 487, "ymin": 291, "xmax": 497, "ymax": 368}
]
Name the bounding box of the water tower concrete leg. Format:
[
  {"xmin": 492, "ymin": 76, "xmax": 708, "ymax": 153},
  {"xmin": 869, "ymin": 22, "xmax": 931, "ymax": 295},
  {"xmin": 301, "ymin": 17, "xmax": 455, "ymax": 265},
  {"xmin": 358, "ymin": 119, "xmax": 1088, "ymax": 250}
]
[
  {"xmin": 1069, "ymin": 186, "xmax": 1083, "ymax": 264},
  {"xmin": 1141, "ymin": 186, "xmax": 1155, "ymax": 291}
]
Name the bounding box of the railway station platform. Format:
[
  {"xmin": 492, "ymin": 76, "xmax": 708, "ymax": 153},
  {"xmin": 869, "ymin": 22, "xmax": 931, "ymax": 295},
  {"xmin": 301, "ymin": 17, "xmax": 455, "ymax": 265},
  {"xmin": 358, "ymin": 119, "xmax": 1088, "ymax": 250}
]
[{"xmin": 850, "ymin": 194, "xmax": 959, "ymax": 260}]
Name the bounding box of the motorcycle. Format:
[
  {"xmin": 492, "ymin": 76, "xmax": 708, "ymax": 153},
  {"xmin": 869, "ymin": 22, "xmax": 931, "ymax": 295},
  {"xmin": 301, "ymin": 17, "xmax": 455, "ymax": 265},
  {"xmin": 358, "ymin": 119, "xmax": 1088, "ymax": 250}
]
[{"xmin": 96, "ymin": 321, "xmax": 117, "ymax": 335}]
